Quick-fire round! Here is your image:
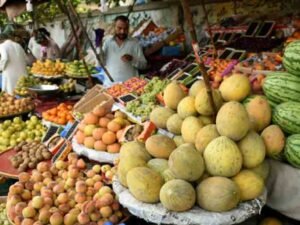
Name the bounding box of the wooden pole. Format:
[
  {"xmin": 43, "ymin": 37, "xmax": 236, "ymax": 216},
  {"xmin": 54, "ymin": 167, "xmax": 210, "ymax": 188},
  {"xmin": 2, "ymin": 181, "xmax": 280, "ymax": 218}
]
[
  {"xmin": 55, "ymin": 0, "xmax": 94, "ymax": 87},
  {"xmin": 201, "ymin": 0, "xmax": 217, "ymax": 58},
  {"xmin": 179, "ymin": 0, "xmax": 217, "ymax": 119},
  {"xmin": 67, "ymin": 0, "xmax": 114, "ymax": 83}
]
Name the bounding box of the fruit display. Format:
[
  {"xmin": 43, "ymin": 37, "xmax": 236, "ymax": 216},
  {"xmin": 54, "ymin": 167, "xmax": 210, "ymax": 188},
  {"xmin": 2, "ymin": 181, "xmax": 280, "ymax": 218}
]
[
  {"xmin": 0, "ymin": 116, "xmax": 45, "ymax": 152},
  {"xmin": 6, "ymin": 155, "xmax": 126, "ymax": 225},
  {"xmin": 106, "ymin": 77, "xmax": 147, "ymax": 98},
  {"xmin": 126, "ymin": 77, "xmax": 170, "ymax": 119},
  {"xmin": 31, "ymin": 59, "xmax": 65, "ymax": 77},
  {"xmin": 10, "ymin": 141, "xmax": 52, "ymax": 172},
  {"xmin": 59, "ymin": 79, "xmax": 76, "ymax": 93},
  {"xmin": 203, "ymin": 58, "xmax": 238, "ymax": 88},
  {"xmin": 74, "ymin": 108, "xmax": 131, "ymax": 153},
  {"xmin": 42, "ymin": 103, "xmax": 75, "ymax": 125},
  {"xmin": 0, "ymin": 93, "xmax": 35, "ymax": 117},
  {"xmin": 15, "ymin": 76, "xmax": 51, "ymax": 96},
  {"xmin": 238, "ymin": 53, "xmax": 283, "ymax": 72},
  {"xmin": 0, "ymin": 202, "xmax": 9, "ymax": 225},
  {"xmin": 116, "ymin": 78, "xmax": 269, "ymax": 213},
  {"xmin": 65, "ymin": 60, "xmax": 97, "ymax": 78}
]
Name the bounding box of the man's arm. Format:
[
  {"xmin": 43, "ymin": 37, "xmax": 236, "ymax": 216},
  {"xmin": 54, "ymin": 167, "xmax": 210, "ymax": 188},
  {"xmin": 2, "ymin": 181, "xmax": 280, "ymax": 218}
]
[
  {"xmin": 131, "ymin": 43, "xmax": 147, "ymax": 70},
  {"xmin": 0, "ymin": 45, "xmax": 8, "ymax": 71}
]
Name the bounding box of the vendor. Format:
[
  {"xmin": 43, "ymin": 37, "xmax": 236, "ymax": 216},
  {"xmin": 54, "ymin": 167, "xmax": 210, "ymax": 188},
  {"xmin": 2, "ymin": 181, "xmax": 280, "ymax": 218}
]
[
  {"xmin": 33, "ymin": 28, "xmax": 61, "ymax": 60},
  {"xmin": 103, "ymin": 16, "xmax": 147, "ymax": 82},
  {"xmin": 0, "ymin": 26, "xmax": 28, "ymax": 95}
]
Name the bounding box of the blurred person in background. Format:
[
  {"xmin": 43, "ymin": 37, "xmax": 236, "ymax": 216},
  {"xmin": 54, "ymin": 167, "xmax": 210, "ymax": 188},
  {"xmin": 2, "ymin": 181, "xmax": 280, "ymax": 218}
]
[
  {"xmin": 0, "ymin": 24, "xmax": 28, "ymax": 94},
  {"xmin": 102, "ymin": 15, "xmax": 147, "ymax": 82}
]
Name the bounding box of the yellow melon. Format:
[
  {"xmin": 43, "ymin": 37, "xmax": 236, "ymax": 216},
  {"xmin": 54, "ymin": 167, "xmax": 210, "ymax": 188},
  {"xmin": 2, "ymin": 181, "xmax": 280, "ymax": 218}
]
[
  {"xmin": 173, "ymin": 136, "xmax": 185, "ymax": 147},
  {"xmin": 250, "ymin": 160, "xmax": 270, "ymax": 181},
  {"xmin": 168, "ymin": 144, "xmax": 204, "ymax": 181},
  {"xmin": 189, "ymin": 80, "xmax": 205, "ymax": 97},
  {"xmin": 219, "ymin": 74, "xmax": 251, "ymax": 101},
  {"xmin": 177, "ymin": 96, "xmax": 198, "ymax": 119},
  {"xmin": 195, "ymin": 124, "xmax": 220, "ymax": 154},
  {"xmin": 117, "ymin": 157, "xmax": 147, "ymax": 187},
  {"xmin": 195, "ymin": 88, "xmax": 223, "ymax": 116},
  {"xmin": 166, "ymin": 114, "xmax": 183, "ymax": 135},
  {"xmin": 145, "ymin": 135, "xmax": 177, "ymax": 159},
  {"xmin": 261, "ymin": 125, "xmax": 285, "ymax": 159},
  {"xmin": 197, "ymin": 177, "xmax": 240, "ymax": 212},
  {"xmin": 232, "ymin": 170, "xmax": 264, "ymax": 201},
  {"xmin": 162, "ymin": 169, "xmax": 176, "ymax": 182},
  {"xmin": 244, "ymin": 95, "xmax": 272, "ymax": 132},
  {"xmin": 204, "ymin": 136, "xmax": 242, "ymax": 177},
  {"xmin": 147, "ymin": 158, "xmax": 169, "ymax": 176},
  {"xmin": 127, "ymin": 167, "xmax": 164, "ymax": 203},
  {"xmin": 119, "ymin": 141, "xmax": 152, "ymax": 162},
  {"xmin": 216, "ymin": 101, "xmax": 250, "ymax": 141},
  {"xmin": 163, "ymin": 81, "xmax": 187, "ymax": 110},
  {"xmin": 198, "ymin": 115, "xmax": 214, "ymax": 125},
  {"xmin": 160, "ymin": 179, "xmax": 196, "ymax": 212},
  {"xmin": 181, "ymin": 116, "xmax": 204, "ymax": 143},
  {"xmin": 238, "ymin": 131, "xmax": 266, "ymax": 169},
  {"xmin": 150, "ymin": 106, "xmax": 175, "ymax": 129}
]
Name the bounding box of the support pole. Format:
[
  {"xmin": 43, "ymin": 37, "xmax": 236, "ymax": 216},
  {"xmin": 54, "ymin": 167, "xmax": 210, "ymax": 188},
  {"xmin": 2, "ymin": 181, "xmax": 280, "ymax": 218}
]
[
  {"xmin": 201, "ymin": 0, "xmax": 217, "ymax": 58},
  {"xmin": 179, "ymin": 0, "xmax": 217, "ymax": 119},
  {"xmin": 67, "ymin": 0, "xmax": 114, "ymax": 83},
  {"xmin": 55, "ymin": 0, "xmax": 94, "ymax": 87}
]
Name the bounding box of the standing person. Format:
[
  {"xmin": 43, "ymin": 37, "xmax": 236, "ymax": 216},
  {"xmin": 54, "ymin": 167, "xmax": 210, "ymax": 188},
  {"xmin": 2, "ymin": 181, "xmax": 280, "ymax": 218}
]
[
  {"xmin": 28, "ymin": 30, "xmax": 41, "ymax": 59},
  {"xmin": 34, "ymin": 28, "xmax": 61, "ymax": 60},
  {"xmin": 102, "ymin": 15, "xmax": 147, "ymax": 82},
  {"xmin": 0, "ymin": 30, "xmax": 28, "ymax": 95}
]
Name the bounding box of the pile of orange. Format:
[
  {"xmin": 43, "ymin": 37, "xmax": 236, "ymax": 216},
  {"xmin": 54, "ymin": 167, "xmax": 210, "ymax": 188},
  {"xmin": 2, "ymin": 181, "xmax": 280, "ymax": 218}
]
[{"xmin": 42, "ymin": 103, "xmax": 74, "ymax": 125}]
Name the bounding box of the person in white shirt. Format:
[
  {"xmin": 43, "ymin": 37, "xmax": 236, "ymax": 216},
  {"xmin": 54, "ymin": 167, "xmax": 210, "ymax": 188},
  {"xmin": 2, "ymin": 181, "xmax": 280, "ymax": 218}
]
[
  {"xmin": 28, "ymin": 30, "xmax": 41, "ymax": 59},
  {"xmin": 103, "ymin": 16, "xmax": 147, "ymax": 82},
  {"xmin": 0, "ymin": 32, "xmax": 28, "ymax": 95}
]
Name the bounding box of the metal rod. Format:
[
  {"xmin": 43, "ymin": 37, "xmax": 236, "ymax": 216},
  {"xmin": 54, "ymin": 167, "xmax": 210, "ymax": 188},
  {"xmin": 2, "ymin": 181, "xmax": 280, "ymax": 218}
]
[
  {"xmin": 179, "ymin": 0, "xmax": 217, "ymax": 119},
  {"xmin": 67, "ymin": 0, "xmax": 114, "ymax": 82},
  {"xmin": 55, "ymin": 0, "xmax": 94, "ymax": 87}
]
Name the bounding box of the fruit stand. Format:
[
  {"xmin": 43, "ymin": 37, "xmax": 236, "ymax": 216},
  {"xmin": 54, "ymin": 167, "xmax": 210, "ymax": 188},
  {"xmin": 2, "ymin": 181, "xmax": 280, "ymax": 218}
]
[{"xmin": 1, "ymin": 1, "xmax": 300, "ymax": 225}]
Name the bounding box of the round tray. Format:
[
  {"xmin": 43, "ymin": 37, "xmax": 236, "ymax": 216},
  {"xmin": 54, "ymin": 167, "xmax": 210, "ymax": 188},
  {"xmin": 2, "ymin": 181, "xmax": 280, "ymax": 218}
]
[
  {"xmin": 28, "ymin": 84, "xmax": 59, "ymax": 95},
  {"xmin": 72, "ymin": 138, "xmax": 119, "ymax": 164},
  {"xmin": 0, "ymin": 109, "xmax": 33, "ymax": 120},
  {"xmin": 113, "ymin": 178, "xmax": 267, "ymax": 225},
  {"xmin": 32, "ymin": 74, "xmax": 64, "ymax": 79},
  {"xmin": 0, "ymin": 148, "xmax": 51, "ymax": 179}
]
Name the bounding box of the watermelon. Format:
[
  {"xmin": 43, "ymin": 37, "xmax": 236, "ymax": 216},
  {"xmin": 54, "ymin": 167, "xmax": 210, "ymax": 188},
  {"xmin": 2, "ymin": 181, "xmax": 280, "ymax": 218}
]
[
  {"xmin": 284, "ymin": 134, "xmax": 300, "ymax": 168},
  {"xmin": 263, "ymin": 72, "xmax": 300, "ymax": 104},
  {"xmin": 273, "ymin": 102, "xmax": 300, "ymax": 134},
  {"xmin": 283, "ymin": 41, "xmax": 300, "ymax": 76}
]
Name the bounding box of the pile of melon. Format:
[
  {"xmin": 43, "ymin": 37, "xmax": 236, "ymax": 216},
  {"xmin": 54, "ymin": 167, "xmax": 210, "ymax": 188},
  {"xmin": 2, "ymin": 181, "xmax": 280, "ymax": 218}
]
[
  {"xmin": 117, "ymin": 78, "xmax": 286, "ymax": 213},
  {"xmin": 74, "ymin": 105, "xmax": 131, "ymax": 153}
]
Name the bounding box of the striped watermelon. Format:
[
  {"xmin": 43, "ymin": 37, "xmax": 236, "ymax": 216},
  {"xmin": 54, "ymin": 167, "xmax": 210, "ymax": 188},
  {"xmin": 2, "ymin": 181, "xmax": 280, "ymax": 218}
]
[
  {"xmin": 273, "ymin": 102, "xmax": 300, "ymax": 134},
  {"xmin": 284, "ymin": 134, "xmax": 300, "ymax": 168},
  {"xmin": 283, "ymin": 41, "xmax": 300, "ymax": 76},
  {"xmin": 263, "ymin": 72, "xmax": 300, "ymax": 103}
]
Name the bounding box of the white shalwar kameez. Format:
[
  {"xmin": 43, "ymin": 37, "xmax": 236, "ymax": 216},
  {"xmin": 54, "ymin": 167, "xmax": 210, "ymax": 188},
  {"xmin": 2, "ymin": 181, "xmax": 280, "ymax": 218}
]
[{"xmin": 0, "ymin": 40, "xmax": 27, "ymax": 94}]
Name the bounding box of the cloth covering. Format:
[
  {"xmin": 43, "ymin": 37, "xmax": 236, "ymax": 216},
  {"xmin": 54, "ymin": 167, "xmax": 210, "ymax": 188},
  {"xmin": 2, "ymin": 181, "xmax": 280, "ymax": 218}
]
[
  {"xmin": 0, "ymin": 40, "xmax": 27, "ymax": 95},
  {"xmin": 266, "ymin": 159, "xmax": 300, "ymax": 220}
]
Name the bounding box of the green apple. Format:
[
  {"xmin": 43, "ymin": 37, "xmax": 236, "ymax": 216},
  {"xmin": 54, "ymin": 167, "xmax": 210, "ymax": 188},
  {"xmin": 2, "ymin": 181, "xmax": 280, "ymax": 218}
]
[{"xmin": 13, "ymin": 117, "xmax": 22, "ymax": 124}]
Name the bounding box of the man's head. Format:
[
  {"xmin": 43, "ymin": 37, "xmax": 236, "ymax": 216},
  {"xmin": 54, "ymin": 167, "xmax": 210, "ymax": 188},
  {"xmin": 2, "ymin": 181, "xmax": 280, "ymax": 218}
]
[
  {"xmin": 35, "ymin": 28, "xmax": 50, "ymax": 46},
  {"xmin": 114, "ymin": 15, "xmax": 129, "ymax": 40}
]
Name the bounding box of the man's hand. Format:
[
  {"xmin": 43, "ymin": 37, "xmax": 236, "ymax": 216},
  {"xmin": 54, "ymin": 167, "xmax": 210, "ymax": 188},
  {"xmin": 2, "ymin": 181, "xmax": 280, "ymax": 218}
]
[{"xmin": 121, "ymin": 54, "xmax": 133, "ymax": 62}]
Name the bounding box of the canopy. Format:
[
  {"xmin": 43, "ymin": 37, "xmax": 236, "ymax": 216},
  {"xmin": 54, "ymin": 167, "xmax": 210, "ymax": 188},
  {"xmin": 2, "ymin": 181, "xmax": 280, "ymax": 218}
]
[{"xmin": 0, "ymin": 0, "xmax": 47, "ymax": 19}]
